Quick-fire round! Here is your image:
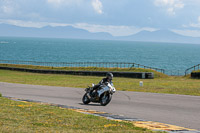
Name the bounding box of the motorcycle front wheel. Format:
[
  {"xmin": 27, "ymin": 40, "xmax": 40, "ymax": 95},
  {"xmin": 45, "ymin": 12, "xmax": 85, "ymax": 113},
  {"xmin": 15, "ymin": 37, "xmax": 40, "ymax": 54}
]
[
  {"xmin": 100, "ymin": 93, "xmax": 112, "ymax": 106},
  {"xmin": 82, "ymin": 93, "xmax": 90, "ymax": 104}
]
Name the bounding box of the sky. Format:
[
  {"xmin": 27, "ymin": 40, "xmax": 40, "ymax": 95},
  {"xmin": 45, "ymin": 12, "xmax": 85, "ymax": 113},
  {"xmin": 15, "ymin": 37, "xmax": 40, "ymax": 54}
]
[{"xmin": 1, "ymin": 0, "xmax": 200, "ymax": 37}]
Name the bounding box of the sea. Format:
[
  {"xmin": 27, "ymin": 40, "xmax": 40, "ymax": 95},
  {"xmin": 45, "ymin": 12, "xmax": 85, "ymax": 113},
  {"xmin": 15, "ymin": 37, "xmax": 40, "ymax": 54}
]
[{"xmin": 0, "ymin": 37, "xmax": 200, "ymax": 75}]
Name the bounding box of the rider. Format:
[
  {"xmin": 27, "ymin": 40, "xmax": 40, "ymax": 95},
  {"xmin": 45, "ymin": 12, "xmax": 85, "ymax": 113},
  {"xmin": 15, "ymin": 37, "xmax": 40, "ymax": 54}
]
[{"xmin": 92, "ymin": 72, "xmax": 113, "ymax": 96}]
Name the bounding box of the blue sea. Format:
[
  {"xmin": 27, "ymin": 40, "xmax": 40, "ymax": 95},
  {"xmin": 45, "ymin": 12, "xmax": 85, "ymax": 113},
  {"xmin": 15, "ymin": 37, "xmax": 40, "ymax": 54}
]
[{"xmin": 0, "ymin": 37, "xmax": 200, "ymax": 75}]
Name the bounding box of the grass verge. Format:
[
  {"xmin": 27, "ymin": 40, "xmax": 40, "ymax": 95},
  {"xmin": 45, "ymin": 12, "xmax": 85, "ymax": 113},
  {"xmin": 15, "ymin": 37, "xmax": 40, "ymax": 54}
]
[
  {"xmin": 0, "ymin": 64, "xmax": 167, "ymax": 78},
  {"xmin": 193, "ymin": 70, "xmax": 200, "ymax": 72},
  {"xmin": 0, "ymin": 97, "xmax": 162, "ymax": 133},
  {"xmin": 0, "ymin": 69, "xmax": 200, "ymax": 96}
]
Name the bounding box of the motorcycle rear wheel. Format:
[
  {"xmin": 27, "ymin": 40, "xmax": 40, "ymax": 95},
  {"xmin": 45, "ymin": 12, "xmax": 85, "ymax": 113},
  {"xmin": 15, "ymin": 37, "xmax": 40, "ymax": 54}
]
[{"xmin": 82, "ymin": 93, "xmax": 90, "ymax": 104}]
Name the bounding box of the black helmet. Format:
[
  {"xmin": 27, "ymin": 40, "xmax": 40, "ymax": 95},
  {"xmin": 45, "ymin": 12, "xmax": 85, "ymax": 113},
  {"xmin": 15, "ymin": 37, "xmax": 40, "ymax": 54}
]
[{"xmin": 106, "ymin": 72, "xmax": 113, "ymax": 80}]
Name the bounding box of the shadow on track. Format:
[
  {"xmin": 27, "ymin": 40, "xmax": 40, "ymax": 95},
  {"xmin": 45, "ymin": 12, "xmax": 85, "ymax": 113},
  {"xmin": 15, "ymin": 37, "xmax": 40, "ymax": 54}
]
[{"xmin": 78, "ymin": 103, "xmax": 101, "ymax": 106}]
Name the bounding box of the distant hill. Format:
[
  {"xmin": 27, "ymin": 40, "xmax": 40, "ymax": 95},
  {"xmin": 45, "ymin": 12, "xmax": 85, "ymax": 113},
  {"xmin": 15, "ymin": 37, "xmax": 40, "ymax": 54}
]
[
  {"xmin": 0, "ymin": 23, "xmax": 200, "ymax": 44},
  {"xmin": 0, "ymin": 24, "xmax": 113, "ymax": 40},
  {"xmin": 117, "ymin": 30, "xmax": 200, "ymax": 44}
]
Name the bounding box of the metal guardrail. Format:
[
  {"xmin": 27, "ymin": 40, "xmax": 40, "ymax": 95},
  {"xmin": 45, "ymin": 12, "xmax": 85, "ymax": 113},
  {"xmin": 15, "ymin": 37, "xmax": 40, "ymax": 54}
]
[
  {"xmin": 164, "ymin": 70, "xmax": 183, "ymax": 76},
  {"xmin": 185, "ymin": 64, "xmax": 200, "ymax": 76},
  {"xmin": 3, "ymin": 60, "xmax": 199, "ymax": 76},
  {"xmin": 0, "ymin": 60, "xmax": 165, "ymax": 73}
]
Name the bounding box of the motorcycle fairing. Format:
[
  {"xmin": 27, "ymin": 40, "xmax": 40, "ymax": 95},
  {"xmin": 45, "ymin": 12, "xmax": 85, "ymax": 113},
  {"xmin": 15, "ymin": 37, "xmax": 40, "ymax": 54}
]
[{"xmin": 97, "ymin": 85, "xmax": 110, "ymax": 97}]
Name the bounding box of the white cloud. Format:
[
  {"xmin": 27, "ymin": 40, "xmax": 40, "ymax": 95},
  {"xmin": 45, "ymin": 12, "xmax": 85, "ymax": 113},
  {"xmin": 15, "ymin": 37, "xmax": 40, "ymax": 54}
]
[
  {"xmin": 167, "ymin": 7, "xmax": 175, "ymax": 15},
  {"xmin": 0, "ymin": 19, "xmax": 70, "ymax": 28},
  {"xmin": 1, "ymin": 5, "xmax": 13, "ymax": 14},
  {"xmin": 73, "ymin": 23, "xmax": 157, "ymax": 36},
  {"xmin": 189, "ymin": 23, "xmax": 200, "ymax": 28},
  {"xmin": 92, "ymin": 0, "xmax": 103, "ymax": 14},
  {"xmin": 154, "ymin": 0, "xmax": 184, "ymax": 15},
  {"xmin": 172, "ymin": 29, "xmax": 200, "ymax": 37},
  {"xmin": 172, "ymin": 16, "xmax": 200, "ymax": 37},
  {"xmin": 184, "ymin": 16, "xmax": 200, "ymax": 29},
  {"xmin": 198, "ymin": 16, "xmax": 200, "ymax": 23},
  {"xmin": 155, "ymin": 0, "xmax": 174, "ymax": 6},
  {"xmin": 47, "ymin": 0, "xmax": 62, "ymax": 6},
  {"xmin": 47, "ymin": 0, "xmax": 83, "ymax": 7},
  {"xmin": 47, "ymin": 0, "xmax": 104, "ymax": 14},
  {"xmin": 47, "ymin": 0, "xmax": 62, "ymax": 4},
  {"xmin": 74, "ymin": 23, "xmax": 134, "ymax": 36},
  {"xmin": 0, "ymin": 0, "xmax": 18, "ymax": 15}
]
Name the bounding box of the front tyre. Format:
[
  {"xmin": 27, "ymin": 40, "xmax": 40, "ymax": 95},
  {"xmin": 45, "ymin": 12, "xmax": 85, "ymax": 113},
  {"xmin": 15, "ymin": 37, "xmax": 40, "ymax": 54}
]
[
  {"xmin": 100, "ymin": 93, "xmax": 112, "ymax": 106},
  {"xmin": 82, "ymin": 93, "xmax": 90, "ymax": 104}
]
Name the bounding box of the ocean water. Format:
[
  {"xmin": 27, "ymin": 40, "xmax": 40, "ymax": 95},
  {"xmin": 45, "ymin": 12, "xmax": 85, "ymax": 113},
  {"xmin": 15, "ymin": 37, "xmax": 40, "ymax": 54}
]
[{"xmin": 0, "ymin": 37, "xmax": 200, "ymax": 75}]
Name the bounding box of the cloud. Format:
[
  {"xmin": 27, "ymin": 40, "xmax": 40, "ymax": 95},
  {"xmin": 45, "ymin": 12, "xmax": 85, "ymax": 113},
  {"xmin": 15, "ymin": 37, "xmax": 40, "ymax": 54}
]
[
  {"xmin": 47, "ymin": 0, "xmax": 62, "ymax": 4},
  {"xmin": 1, "ymin": 5, "xmax": 13, "ymax": 14},
  {"xmin": 154, "ymin": 0, "xmax": 184, "ymax": 15},
  {"xmin": 0, "ymin": 19, "xmax": 70, "ymax": 28},
  {"xmin": 46, "ymin": 0, "xmax": 83, "ymax": 7},
  {"xmin": 198, "ymin": 16, "xmax": 200, "ymax": 23},
  {"xmin": 172, "ymin": 29, "xmax": 200, "ymax": 37},
  {"xmin": 73, "ymin": 23, "xmax": 157, "ymax": 36},
  {"xmin": 186, "ymin": 16, "xmax": 200, "ymax": 29},
  {"xmin": 172, "ymin": 16, "xmax": 200, "ymax": 37},
  {"xmin": 0, "ymin": 0, "xmax": 18, "ymax": 15},
  {"xmin": 181, "ymin": 16, "xmax": 200, "ymax": 29},
  {"xmin": 92, "ymin": 0, "xmax": 103, "ymax": 14},
  {"xmin": 47, "ymin": 0, "xmax": 104, "ymax": 15}
]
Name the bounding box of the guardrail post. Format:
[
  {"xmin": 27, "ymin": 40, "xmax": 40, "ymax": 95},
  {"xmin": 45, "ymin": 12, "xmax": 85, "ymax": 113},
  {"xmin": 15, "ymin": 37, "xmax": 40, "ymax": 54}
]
[{"xmin": 131, "ymin": 63, "xmax": 135, "ymax": 68}]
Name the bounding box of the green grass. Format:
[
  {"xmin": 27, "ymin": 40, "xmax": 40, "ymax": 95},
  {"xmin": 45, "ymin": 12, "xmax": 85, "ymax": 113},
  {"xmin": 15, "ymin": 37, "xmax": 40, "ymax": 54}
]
[
  {"xmin": 0, "ymin": 97, "xmax": 162, "ymax": 133},
  {"xmin": 193, "ymin": 70, "xmax": 200, "ymax": 72},
  {"xmin": 0, "ymin": 64, "xmax": 167, "ymax": 78},
  {"xmin": 0, "ymin": 69, "xmax": 200, "ymax": 96}
]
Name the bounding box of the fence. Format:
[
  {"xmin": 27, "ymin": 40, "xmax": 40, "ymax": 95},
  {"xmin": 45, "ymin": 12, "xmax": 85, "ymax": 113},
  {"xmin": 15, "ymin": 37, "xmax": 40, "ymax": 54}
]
[
  {"xmin": 163, "ymin": 70, "xmax": 183, "ymax": 76},
  {"xmin": 185, "ymin": 64, "xmax": 200, "ymax": 76},
  {"xmin": 2, "ymin": 60, "xmax": 199, "ymax": 76},
  {"xmin": 0, "ymin": 60, "xmax": 165, "ymax": 73}
]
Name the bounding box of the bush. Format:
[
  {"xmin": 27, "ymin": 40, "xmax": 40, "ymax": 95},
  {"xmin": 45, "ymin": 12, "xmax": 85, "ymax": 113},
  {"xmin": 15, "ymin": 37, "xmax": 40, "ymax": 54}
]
[{"xmin": 0, "ymin": 93, "xmax": 2, "ymax": 97}]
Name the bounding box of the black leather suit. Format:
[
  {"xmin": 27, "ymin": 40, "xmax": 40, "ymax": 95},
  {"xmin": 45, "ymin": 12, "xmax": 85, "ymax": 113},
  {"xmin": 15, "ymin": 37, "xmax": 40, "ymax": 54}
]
[{"xmin": 93, "ymin": 78, "xmax": 112, "ymax": 91}]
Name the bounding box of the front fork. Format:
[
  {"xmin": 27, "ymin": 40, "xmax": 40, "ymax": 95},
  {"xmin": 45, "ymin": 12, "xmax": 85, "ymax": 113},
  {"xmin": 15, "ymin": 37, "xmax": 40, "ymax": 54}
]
[{"xmin": 86, "ymin": 92, "xmax": 91, "ymax": 99}]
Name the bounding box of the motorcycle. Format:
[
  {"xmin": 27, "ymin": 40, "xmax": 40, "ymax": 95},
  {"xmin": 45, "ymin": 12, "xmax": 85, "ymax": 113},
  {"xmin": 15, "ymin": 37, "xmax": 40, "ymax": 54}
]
[{"xmin": 82, "ymin": 82, "xmax": 116, "ymax": 106}]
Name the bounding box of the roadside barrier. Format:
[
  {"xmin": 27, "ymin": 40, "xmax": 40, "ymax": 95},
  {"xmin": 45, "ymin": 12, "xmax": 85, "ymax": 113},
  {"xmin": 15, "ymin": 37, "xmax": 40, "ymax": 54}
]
[
  {"xmin": 0, "ymin": 66, "xmax": 154, "ymax": 79},
  {"xmin": 2, "ymin": 60, "xmax": 200, "ymax": 76},
  {"xmin": 0, "ymin": 60, "xmax": 164, "ymax": 73},
  {"xmin": 191, "ymin": 72, "xmax": 200, "ymax": 79},
  {"xmin": 185, "ymin": 64, "xmax": 200, "ymax": 76}
]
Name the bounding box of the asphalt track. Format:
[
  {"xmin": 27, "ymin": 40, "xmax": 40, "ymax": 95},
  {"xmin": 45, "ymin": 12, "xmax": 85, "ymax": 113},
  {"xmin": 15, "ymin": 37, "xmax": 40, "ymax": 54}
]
[{"xmin": 0, "ymin": 82, "xmax": 199, "ymax": 130}]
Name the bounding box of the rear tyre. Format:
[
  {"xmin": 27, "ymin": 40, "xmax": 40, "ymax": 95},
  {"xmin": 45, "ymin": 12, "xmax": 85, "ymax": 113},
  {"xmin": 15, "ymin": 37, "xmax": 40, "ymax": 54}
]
[
  {"xmin": 100, "ymin": 93, "xmax": 112, "ymax": 106},
  {"xmin": 82, "ymin": 93, "xmax": 90, "ymax": 104}
]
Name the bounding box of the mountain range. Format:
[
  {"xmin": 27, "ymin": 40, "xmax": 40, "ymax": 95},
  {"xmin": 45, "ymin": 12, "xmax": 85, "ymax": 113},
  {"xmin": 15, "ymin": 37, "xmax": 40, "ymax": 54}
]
[{"xmin": 0, "ymin": 23, "xmax": 200, "ymax": 44}]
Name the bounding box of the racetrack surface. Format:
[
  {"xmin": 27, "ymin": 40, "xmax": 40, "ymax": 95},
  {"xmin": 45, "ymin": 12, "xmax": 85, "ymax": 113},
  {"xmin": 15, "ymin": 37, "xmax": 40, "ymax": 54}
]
[{"xmin": 0, "ymin": 82, "xmax": 199, "ymax": 130}]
